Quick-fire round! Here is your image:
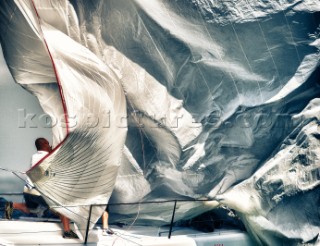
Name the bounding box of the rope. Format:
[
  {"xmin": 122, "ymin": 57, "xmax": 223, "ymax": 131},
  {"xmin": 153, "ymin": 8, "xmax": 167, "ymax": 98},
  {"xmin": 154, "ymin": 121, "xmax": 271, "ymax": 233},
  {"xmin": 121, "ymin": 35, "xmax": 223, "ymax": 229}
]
[
  {"xmin": 111, "ymin": 202, "xmax": 142, "ymax": 246},
  {"xmin": 0, "ymin": 167, "xmax": 27, "ymax": 183}
]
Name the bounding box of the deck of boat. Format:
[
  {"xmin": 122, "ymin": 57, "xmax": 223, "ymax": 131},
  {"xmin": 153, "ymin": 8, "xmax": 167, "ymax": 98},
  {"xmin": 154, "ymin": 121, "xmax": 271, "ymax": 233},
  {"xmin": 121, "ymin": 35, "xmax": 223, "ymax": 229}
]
[{"xmin": 0, "ymin": 218, "xmax": 255, "ymax": 246}]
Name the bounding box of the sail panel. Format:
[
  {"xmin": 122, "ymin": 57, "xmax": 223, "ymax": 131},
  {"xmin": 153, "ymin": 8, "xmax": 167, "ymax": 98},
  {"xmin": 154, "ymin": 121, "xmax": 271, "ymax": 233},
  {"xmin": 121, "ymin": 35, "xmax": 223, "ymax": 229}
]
[{"xmin": 0, "ymin": 0, "xmax": 319, "ymax": 244}]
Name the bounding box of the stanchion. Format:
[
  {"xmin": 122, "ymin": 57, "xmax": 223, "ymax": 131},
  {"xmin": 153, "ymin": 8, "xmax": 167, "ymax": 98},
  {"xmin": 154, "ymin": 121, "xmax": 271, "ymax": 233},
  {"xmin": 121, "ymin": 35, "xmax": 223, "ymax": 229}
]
[
  {"xmin": 168, "ymin": 200, "xmax": 177, "ymax": 239},
  {"xmin": 84, "ymin": 205, "xmax": 93, "ymax": 245}
]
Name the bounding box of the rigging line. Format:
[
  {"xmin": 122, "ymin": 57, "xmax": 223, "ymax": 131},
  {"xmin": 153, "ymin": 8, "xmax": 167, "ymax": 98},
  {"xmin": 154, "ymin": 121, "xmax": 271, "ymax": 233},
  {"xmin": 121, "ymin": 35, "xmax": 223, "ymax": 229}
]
[
  {"xmin": 110, "ymin": 232, "xmax": 143, "ymax": 246},
  {"xmin": 5, "ymin": 199, "xmax": 209, "ymax": 238},
  {"xmin": 12, "ymin": 172, "xmax": 27, "ymax": 183},
  {"xmin": 0, "ymin": 196, "xmax": 210, "ymax": 211},
  {"xmin": 230, "ymin": 22, "xmax": 263, "ymax": 102},
  {"xmin": 193, "ymin": 7, "xmax": 228, "ymax": 93},
  {"xmin": 127, "ymin": 202, "xmax": 141, "ymax": 230},
  {"xmin": 132, "ymin": 3, "xmax": 174, "ymax": 83},
  {"xmin": 192, "ymin": 1, "xmax": 242, "ymax": 103},
  {"xmin": 0, "ymin": 167, "xmax": 26, "ymax": 174},
  {"xmin": 243, "ymin": 0, "xmax": 279, "ymax": 78},
  {"xmin": 280, "ymin": 5, "xmax": 301, "ymax": 63},
  {"xmin": 112, "ymin": 202, "xmax": 142, "ymax": 246},
  {"xmin": 0, "ymin": 167, "xmax": 27, "ymax": 183},
  {"xmin": 48, "ymin": 198, "xmax": 210, "ymax": 207},
  {"xmin": 160, "ymin": 2, "xmax": 213, "ymax": 96}
]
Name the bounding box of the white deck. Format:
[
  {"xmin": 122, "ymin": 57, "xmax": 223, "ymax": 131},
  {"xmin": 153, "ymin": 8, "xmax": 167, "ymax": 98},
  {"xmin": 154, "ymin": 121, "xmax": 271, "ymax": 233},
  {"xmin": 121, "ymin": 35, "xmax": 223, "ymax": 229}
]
[{"xmin": 0, "ymin": 219, "xmax": 255, "ymax": 246}]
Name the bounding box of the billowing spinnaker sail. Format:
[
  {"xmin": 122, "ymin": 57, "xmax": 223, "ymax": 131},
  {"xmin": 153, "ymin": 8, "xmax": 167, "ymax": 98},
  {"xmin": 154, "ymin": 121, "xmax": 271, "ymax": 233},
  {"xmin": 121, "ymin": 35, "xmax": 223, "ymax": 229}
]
[
  {"xmin": 1, "ymin": 0, "xmax": 320, "ymax": 245},
  {"xmin": 0, "ymin": 0, "xmax": 127, "ymax": 238},
  {"xmin": 215, "ymin": 105, "xmax": 320, "ymax": 244}
]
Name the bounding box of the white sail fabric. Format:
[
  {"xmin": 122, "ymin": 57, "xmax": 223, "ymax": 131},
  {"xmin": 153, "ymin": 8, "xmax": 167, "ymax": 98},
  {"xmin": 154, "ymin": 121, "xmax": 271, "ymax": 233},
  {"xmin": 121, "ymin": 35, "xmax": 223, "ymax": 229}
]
[
  {"xmin": 0, "ymin": 0, "xmax": 319, "ymax": 244},
  {"xmin": 0, "ymin": 0, "xmax": 127, "ymax": 238}
]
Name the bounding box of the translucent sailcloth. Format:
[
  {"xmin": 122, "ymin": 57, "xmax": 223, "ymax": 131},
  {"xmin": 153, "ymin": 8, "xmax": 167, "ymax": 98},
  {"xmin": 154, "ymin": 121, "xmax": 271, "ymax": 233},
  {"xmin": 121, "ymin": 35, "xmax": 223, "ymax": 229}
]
[
  {"xmin": 1, "ymin": 0, "xmax": 319, "ymax": 245},
  {"xmin": 0, "ymin": 0, "xmax": 127, "ymax": 237}
]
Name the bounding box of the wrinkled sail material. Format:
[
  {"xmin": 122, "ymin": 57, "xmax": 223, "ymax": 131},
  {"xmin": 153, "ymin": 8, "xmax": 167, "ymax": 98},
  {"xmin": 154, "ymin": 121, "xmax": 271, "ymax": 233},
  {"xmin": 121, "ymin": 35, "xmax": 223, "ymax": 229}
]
[
  {"xmin": 0, "ymin": 0, "xmax": 127, "ymax": 238},
  {"xmin": 0, "ymin": 0, "xmax": 319, "ymax": 244}
]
